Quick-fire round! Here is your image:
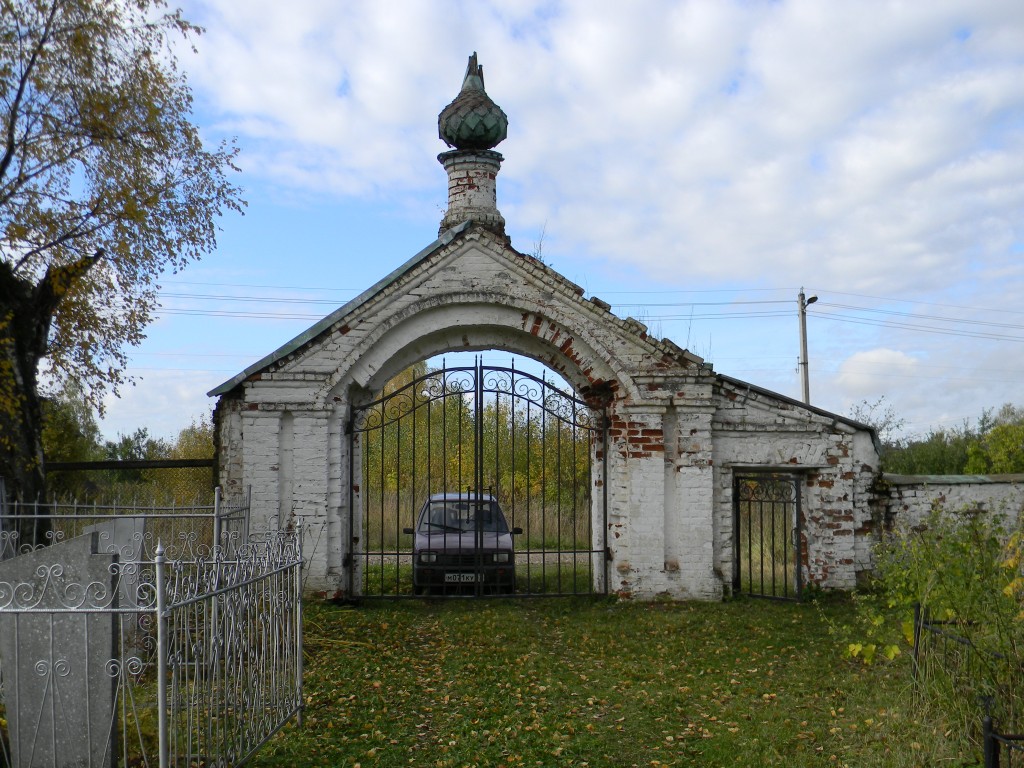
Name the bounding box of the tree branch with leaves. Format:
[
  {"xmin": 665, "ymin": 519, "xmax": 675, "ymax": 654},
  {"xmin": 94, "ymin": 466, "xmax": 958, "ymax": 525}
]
[{"xmin": 0, "ymin": 0, "xmax": 242, "ymax": 522}]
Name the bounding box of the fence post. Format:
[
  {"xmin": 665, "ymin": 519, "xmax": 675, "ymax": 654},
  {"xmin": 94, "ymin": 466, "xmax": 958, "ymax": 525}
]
[
  {"xmin": 911, "ymin": 602, "xmax": 922, "ymax": 684},
  {"xmin": 295, "ymin": 525, "xmax": 305, "ymax": 727},
  {"xmin": 983, "ymin": 715, "xmax": 998, "ymax": 768},
  {"xmin": 213, "ymin": 486, "xmax": 222, "ymax": 550},
  {"xmin": 156, "ymin": 541, "xmax": 170, "ymax": 768}
]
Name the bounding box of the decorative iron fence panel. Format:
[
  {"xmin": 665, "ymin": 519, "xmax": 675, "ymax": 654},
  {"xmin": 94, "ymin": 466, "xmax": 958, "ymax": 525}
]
[
  {"xmin": 159, "ymin": 531, "xmax": 303, "ymax": 767},
  {"xmin": 348, "ymin": 360, "xmax": 608, "ymax": 598},
  {"xmin": 0, "ymin": 492, "xmax": 303, "ymax": 768},
  {"xmin": 733, "ymin": 472, "xmax": 802, "ymax": 600},
  {"xmin": 1, "ymin": 487, "xmax": 250, "ymax": 559}
]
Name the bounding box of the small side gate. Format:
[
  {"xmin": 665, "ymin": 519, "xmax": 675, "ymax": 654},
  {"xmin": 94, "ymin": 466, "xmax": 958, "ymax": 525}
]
[
  {"xmin": 733, "ymin": 472, "xmax": 803, "ymax": 600},
  {"xmin": 348, "ymin": 360, "xmax": 608, "ymax": 598}
]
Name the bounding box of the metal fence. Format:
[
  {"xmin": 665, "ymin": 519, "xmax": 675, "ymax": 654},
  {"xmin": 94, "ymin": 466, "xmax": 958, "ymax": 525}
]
[
  {"xmin": 0, "ymin": 490, "xmax": 303, "ymax": 768},
  {"xmin": 912, "ymin": 604, "xmax": 1024, "ymax": 767},
  {"xmin": 0, "ymin": 486, "xmax": 249, "ymax": 562},
  {"xmin": 45, "ymin": 459, "xmax": 216, "ymax": 507},
  {"xmin": 985, "ymin": 717, "xmax": 1024, "ymax": 768},
  {"xmin": 348, "ymin": 361, "xmax": 608, "ymax": 599}
]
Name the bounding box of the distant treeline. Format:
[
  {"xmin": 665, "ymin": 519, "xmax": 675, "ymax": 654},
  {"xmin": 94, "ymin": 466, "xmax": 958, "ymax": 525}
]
[
  {"xmin": 41, "ymin": 382, "xmax": 213, "ymax": 502},
  {"xmin": 852, "ymin": 399, "xmax": 1024, "ymax": 475}
]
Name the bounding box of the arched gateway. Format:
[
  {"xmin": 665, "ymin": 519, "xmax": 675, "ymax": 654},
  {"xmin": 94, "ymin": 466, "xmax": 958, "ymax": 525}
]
[{"xmin": 209, "ymin": 55, "xmax": 882, "ymax": 600}]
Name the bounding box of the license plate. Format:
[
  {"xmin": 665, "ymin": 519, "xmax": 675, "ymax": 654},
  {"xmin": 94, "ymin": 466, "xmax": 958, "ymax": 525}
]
[{"xmin": 445, "ymin": 573, "xmax": 479, "ymax": 583}]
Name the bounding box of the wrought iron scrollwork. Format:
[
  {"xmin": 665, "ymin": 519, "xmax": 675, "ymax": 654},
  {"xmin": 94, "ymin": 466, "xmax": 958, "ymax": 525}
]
[{"xmin": 737, "ymin": 475, "xmax": 797, "ymax": 503}]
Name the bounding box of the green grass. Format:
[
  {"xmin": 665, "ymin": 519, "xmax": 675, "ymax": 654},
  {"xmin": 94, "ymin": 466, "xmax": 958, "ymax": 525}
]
[
  {"xmin": 362, "ymin": 561, "xmax": 600, "ymax": 597},
  {"xmin": 252, "ymin": 597, "xmax": 980, "ymax": 767}
]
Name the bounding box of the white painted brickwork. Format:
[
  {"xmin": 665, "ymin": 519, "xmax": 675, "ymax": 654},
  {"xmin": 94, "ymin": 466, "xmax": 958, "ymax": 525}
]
[
  {"xmin": 213, "ymin": 223, "xmax": 885, "ymax": 599},
  {"xmin": 883, "ymin": 475, "xmax": 1024, "ymax": 530},
  {"xmin": 711, "ymin": 378, "xmax": 880, "ymax": 591}
]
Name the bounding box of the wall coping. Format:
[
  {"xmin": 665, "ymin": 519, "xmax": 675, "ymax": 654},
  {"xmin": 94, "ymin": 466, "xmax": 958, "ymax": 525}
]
[{"xmin": 884, "ymin": 472, "xmax": 1024, "ymax": 486}]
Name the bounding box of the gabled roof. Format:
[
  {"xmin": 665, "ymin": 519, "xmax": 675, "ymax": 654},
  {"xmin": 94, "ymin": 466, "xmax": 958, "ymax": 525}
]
[
  {"xmin": 715, "ymin": 372, "xmax": 881, "ymax": 451},
  {"xmin": 208, "ymin": 219, "xmax": 705, "ymax": 399},
  {"xmin": 207, "ymin": 221, "xmax": 473, "ymax": 397}
]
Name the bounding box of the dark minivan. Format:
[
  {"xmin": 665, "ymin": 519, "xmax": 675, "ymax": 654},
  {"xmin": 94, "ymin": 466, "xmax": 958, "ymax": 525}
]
[{"xmin": 405, "ymin": 493, "xmax": 521, "ymax": 594}]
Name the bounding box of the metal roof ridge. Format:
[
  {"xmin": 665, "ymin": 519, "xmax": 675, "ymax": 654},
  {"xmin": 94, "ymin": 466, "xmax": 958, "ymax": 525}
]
[{"xmin": 715, "ymin": 372, "xmax": 878, "ymax": 435}]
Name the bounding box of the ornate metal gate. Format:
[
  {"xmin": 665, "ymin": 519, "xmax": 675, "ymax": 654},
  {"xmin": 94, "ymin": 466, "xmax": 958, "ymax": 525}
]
[
  {"xmin": 348, "ymin": 360, "xmax": 607, "ymax": 598},
  {"xmin": 733, "ymin": 472, "xmax": 803, "ymax": 600}
]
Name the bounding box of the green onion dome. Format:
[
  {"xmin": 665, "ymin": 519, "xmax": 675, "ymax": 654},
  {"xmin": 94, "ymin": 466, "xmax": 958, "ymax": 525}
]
[{"xmin": 438, "ymin": 53, "xmax": 508, "ymax": 150}]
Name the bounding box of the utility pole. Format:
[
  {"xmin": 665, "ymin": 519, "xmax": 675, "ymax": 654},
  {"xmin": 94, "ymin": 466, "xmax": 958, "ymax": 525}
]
[{"xmin": 798, "ymin": 288, "xmax": 817, "ymax": 404}]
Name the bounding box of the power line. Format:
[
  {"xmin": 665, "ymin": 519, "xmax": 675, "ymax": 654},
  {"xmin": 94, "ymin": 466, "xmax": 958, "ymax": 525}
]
[
  {"xmin": 150, "ymin": 302, "xmax": 1024, "ymax": 342},
  {"xmin": 161, "ymin": 291, "xmax": 345, "ymax": 306},
  {"xmin": 814, "ymin": 311, "xmax": 1024, "ymax": 343},
  {"xmin": 611, "ymin": 300, "xmax": 791, "ymax": 308},
  {"xmin": 817, "ymin": 302, "xmax": 1024, "ymax": 331},
  {"xmin": 155, "ymin": 308, "xmax": 325, "ymax": 321},
  {"xmin": 155, "ymin": 288, "xmax": 1019, "ymax": 329},
  {"xmin": 161, "ymin": 279, "xmax": 362, "ymax": 292},
  {"xmin": 158, "ymin": 280, "xmax": 1021, "ymax": 318},
  {"xmin": 811, "ymin": 289, "xmax": 1024, "ymax": 317}
]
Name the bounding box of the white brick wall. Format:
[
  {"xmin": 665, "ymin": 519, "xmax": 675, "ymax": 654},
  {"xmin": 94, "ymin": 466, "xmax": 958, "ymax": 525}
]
[
  {"xmin": 213, "ymin": 224, "xmax": 882, "ymax": 599},
  {"xmin": 711, "ymin": 379, "xmax": 881, "ymax": 591},
  {"xmin": 884, "ymin": 475, "xmax": 1024, "ymax": 529}
]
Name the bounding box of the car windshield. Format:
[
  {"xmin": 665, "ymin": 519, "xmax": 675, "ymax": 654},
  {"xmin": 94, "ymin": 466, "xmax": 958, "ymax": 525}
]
[{"xmin": 419, "ymin": 500, "xmax": 509, "ymax": 533}]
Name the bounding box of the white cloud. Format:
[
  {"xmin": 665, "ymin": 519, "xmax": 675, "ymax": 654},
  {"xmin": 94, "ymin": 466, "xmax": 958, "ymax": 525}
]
[
  {"xmin": 100, "ymin": 371, "xmax": 218, "ymax": 441},
  {"xmin": 153, "ymin": 0, "xmax": 1024, "ymax": 440},
  {"xmin": 176, "ymin": 0, "xmax": 1024, "ymax": 294},
  {"xmin": 832, "ymin": 349, "xmax": 922, "ymax": 400}
]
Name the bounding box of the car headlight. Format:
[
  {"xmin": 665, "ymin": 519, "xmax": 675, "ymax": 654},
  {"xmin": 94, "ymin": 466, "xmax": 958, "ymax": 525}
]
[
  {"xmin": 492, "ymin": 552, "xmax": 511, "ymax": 564},
  {"xmin": 419, "ymin": 551, "xmax": 438, "ymax": 564}
]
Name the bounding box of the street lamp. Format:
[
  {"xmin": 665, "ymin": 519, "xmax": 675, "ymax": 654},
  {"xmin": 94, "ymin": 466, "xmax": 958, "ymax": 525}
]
[{"xmin": 798, "ymin": 288, "xmax": 818, "ymax": 404}]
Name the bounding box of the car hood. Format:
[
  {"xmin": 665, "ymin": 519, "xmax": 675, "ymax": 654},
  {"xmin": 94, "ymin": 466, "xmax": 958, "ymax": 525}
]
[{"xmin": 414, "ymin": 531, "xmax": 513, "ymax": 552}]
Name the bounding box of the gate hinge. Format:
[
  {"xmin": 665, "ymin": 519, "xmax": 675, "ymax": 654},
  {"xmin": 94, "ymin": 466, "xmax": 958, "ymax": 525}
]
[
  {"xmin": 342, "ymin": 553, "xmax": 353, "ymax": 568},
  {"xmin": 605, "ymin": 546, "xmax": 613, "ymax": 562}
]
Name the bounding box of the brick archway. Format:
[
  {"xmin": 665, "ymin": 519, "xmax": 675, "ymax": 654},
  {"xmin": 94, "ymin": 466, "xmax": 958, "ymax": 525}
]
[
  {"xmin": 210, "ymin": 221, "xmax": 880, "ymax": 600},
  {"xmin": 210, "ymin": 223, "xmax": 727, "ymax": 600}
]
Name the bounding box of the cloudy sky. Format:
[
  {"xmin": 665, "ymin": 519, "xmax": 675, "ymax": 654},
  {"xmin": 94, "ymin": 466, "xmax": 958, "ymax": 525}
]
[{"xmin": 100, "ymin": 0, "xmax": 1024, "ymax": 441}]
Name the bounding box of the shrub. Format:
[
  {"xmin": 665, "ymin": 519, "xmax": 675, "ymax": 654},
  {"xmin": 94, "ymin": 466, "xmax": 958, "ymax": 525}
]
[{"xmin": 849, "ymin": 502, "xmax": 1024, "ymax": 735}]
